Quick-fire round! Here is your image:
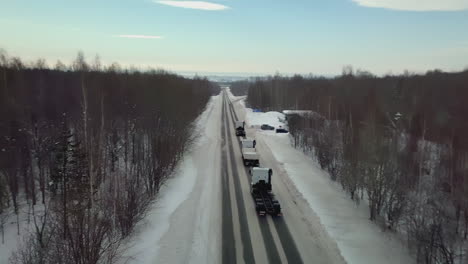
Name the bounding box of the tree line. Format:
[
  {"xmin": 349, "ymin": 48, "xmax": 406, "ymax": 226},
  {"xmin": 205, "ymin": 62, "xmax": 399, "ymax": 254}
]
[
  {"xmin": 0, "ymin": 50, "xmax": 219, "ymax": 263},
  {"xmin": 246, "ymin": 68, "xmax": 468, "ymax": 264},
  {"xmin": 229, "ymin": 80, "xmax": 250, "ymax": 96}
]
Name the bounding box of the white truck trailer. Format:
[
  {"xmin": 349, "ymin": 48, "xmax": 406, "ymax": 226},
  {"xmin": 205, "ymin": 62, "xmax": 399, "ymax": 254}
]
[{"xmin": 241, "ymin": 138, "xmax": 259, "ymax": 166}]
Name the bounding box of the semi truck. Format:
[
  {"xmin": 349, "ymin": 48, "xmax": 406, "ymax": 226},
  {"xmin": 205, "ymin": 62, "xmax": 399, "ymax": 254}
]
[
  {"xmin": 250, "ymin": 167, "xmax": 281, "ymax": 216},
  {"xmin": 241, "ymin": 138, "xmax": 259, "ymax": 166},
  {"xmin": 235, "ymin": 121, "xmax": 246, "ymax": 137}
]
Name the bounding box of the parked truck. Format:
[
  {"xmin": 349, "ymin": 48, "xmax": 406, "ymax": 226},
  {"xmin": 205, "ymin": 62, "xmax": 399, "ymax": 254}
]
[
  {"xmin": 250, "ymin": 167, "xmax": 281, "ymax": 216},
  {"xmin": 235, "ymin": 121, "xmax": 246, "ymax": 137},
  {"xmin": 241, "ymin": 138, "xmax": 259, "ymax": 166}
]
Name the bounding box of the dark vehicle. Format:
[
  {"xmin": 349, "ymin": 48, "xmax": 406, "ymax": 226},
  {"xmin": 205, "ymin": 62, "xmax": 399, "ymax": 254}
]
[
  {"xmin": 261, "ymin": 124, "xmax": 275, "ymax": 130},
  {"xmin": 235, "ymin": 121, "xmax": 246, "ymax": 137},
  {"xmin": 275, "ymin": 126, "xmax": 288, "ymax": 133},
  {"xmin": 250, "ymin": 167, "xmax": 281, "ymax": 216}
]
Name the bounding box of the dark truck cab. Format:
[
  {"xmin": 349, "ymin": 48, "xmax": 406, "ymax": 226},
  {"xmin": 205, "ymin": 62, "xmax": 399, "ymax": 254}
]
[
  {"xmin": 250, "ymin": 167, "xmax": 281, "ymax": 216},
  {"xmin": 235, "ymin": 121, "xmax": 246, "ymax": 137}
]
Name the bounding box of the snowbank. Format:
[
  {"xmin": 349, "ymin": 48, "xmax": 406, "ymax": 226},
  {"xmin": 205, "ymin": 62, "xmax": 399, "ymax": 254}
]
[
  {"xmin": 244, "ymin": 109, "xmax": 286, "ymax": 129},
  {"xmin": 122, "ymin": 156, "xmax": 198, "ymax": 263}
]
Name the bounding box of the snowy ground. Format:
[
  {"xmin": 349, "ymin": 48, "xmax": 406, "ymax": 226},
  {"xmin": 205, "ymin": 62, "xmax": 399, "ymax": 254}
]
[
  {"xmin": 245, "ymin": 110, "xmax": 286, "ymax": 130},
  {"xmin": 0, "ymin": 197, "xmax": 45, "ymax": 263},
  {"xmin": 121, "ymin": 94, "xmax": 222, "ymax": 264},
  {"xmin": 228, "ymin": 90, "xmax": 414, "ymax": 264}
]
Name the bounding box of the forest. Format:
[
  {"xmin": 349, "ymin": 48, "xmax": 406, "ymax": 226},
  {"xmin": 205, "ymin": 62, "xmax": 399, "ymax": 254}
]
[
  {"xmin": 0, "ymin": 50, "xmax": 219, "ymax": 263},
  {"xmin": 229, "ymin": 80, "xmax": 250, "ymax": 97},
  {"xmin": 243, "ymin": 68, "xmax": 468, "ymax": 264}
]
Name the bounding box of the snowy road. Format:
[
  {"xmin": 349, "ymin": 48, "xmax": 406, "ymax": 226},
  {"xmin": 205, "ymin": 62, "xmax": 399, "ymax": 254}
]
[{"xmin": 220, "ymin": 90, "xmax": 345, "ymax": 264}]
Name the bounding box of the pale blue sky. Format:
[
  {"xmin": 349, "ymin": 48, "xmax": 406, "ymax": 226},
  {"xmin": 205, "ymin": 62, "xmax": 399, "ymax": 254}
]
[{"xmin": 1, "ymin": 0, "xmax": 468, "ymax": 75}]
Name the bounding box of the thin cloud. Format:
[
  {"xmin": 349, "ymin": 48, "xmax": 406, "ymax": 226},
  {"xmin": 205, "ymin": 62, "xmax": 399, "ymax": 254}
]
[
  {"xmin": 155, "ymin": 1, "xmax": 229, "ymax": 10},
  {"xmin": 351, "ymin": 0, "xmax": 468, "ymax": 11},
  {"xmin": 116, "ymin": 35, "xmax": 164, "ymax": 39}
]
